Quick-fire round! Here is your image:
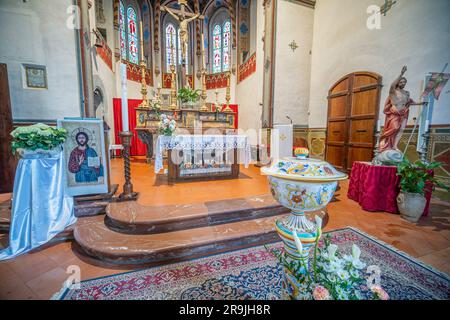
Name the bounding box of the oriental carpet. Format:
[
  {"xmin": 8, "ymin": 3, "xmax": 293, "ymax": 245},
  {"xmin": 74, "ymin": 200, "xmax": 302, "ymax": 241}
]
[{"xmin": 55, "ymin": 228, "xmax": 450, "ymax": 300}]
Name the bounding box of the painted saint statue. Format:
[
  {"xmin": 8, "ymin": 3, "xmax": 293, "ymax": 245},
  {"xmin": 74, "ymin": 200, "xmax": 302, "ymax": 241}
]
[
  {"xmin": 379, "ymin": 66, "xmax": 427, "ymax": 153},
  {"xmin": 68, "ymin": 132, "xmax": 104, "ymax": 183}
]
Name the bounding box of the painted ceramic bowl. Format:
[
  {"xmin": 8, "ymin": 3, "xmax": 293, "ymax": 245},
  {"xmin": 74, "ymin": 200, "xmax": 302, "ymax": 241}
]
[
  {"xmin": 261, "ymin": 157, "xmax": 347, "ymax": 213},
  {"xmin": 261, "ymin": 157, "xmax": 348, "ymax": 271}
]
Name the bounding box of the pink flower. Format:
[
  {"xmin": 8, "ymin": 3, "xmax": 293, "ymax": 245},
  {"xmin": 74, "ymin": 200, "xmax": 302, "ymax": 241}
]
[
  {"xmin": 371, "ymin": 285, "xmax": 389, "ymax": 300},
  {"xmin": 313, "ymin": 285, "xmax": 331, "ymax": 300}
]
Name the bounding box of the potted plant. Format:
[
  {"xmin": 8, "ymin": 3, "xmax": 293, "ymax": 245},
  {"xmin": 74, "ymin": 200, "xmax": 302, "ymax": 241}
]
[
  {"xmin": 178, "ymin": 87, "xmax": 201, "ymax": 108},
  {"xmin": 396, "ymin": 158, "xmax": 448, "ymax": 222},
  {"xmin": 10, "ymin": 123, "xmax": 68, "ymax": 158}
]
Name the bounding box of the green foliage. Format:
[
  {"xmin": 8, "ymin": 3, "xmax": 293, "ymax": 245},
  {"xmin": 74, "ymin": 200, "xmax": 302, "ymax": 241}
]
[
  {"xmin": 396, "ymin": 158, "xmax": 449, "ymax": 195},
  {"xmin": 10, "ymin": 123, "xmax": 67, "ymax": 156},
  {"xmin": 178, "ymin": 87, "xmax": 201, "ymax": 104}
]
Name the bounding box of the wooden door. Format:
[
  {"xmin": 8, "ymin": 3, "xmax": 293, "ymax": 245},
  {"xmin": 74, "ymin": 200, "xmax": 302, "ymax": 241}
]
[
  {"xmin": 0, "ymin": 64, "xmax": 16, "ymax": 193},
  {"xmin": 325, "ymin": 72, "xmax": 382, "ymax": 171}
]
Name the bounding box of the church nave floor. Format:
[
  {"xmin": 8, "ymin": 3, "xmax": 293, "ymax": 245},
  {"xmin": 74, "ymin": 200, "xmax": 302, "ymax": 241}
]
[{"xmin": 0, "ymin": 160, "xmax": 449, "ymax": 300}]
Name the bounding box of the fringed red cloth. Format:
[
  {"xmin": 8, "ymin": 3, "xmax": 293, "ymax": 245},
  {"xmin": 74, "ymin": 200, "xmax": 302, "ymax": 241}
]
[
  {"xmin": 113, "ymin": 99, "xmax": 147, "ymax": 156},
  {"xmin": 347, "ymin": 161, "xmax": 432, "ymax": 216}
]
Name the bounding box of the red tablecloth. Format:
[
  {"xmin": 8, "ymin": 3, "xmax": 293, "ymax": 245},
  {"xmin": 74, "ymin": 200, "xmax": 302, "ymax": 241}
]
[{"xmin": 347, "ymin": 161, "xmax": 432, "ymax": 216}]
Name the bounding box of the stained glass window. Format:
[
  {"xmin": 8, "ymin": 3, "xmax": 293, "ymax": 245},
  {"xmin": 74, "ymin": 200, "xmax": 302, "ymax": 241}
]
[
  {"xmin": 222, "ymin": 21, "xmax": 231, "ymax": 72},
  {"xmin": 127, "ymin": 6, "xmax": 139, "ymax": 64},
  {"xmin": 164, "ymin": 23, "xmax": 189, "ymax": 73},
  {"xmin": 118, "ymin": 2, "xmax": 141, "ymax": 65},
  {"xmin": 165, "ymin": 24, "xmax": 176, "ymax": 72},
  {"xmin": 119, "ymin": 1, "xmax": 126, "ymax": 60},
  {"xmin": 210, "ymin": 15, "xmax": 231, "ymax": 74},
  {"xmin": 212, "ymin": 24, "xmax": 222, "ymax": 73}
]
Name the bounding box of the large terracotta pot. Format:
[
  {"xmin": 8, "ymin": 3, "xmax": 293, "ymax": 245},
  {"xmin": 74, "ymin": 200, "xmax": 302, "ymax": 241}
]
[{"xmin": 397, "ymin": 191, "xmax": 426, "ymax": 223}]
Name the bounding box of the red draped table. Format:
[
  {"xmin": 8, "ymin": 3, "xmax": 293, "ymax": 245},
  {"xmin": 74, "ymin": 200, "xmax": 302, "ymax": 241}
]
[{"xmin": 347, "ymin": 161, "xmax": 432, "ymax": 216}]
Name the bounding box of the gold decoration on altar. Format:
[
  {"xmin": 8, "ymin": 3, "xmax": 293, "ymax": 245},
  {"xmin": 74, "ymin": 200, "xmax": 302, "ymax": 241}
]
[
  {"xmin": 170, "ymin": 39, "xmax": 178, "ymax": 110},
  {"xmin": 224, "ymin": 71, "xmax": 232, "ymax": 112}
]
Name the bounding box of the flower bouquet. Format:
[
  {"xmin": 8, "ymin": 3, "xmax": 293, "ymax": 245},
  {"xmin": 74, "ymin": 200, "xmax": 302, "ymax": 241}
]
[
  {"xmin": 267, "ymin": 222, "xmax": 389, "ymax": 300},
  {"xmin": 10, "ymin": 123, "xmax": 68, "ymax": 158},
  {"xmin": 158, "ymin": 114, "xmax": 177, "ymax": 136}
]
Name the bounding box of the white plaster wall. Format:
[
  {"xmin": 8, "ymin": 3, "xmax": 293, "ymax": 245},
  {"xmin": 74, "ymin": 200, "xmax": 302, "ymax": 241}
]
[
  {"xmin": 273, "ymin": 1, "xmax": 313, "ymax": 126},
  {"xmin": 0, "ymin": 0, "xmax": 81, "ymax": 121},
  {"xmin": 309, "ymin": 0, "xmax": 450, "ymax": 128},
  {"xmin": 235, "ymin": 0, "xmax": 264, "ymax": 132}
]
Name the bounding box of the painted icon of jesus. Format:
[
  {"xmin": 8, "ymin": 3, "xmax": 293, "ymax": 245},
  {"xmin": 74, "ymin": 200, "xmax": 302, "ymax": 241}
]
[{"xmin": 68, "ymin": 132, "xmax": 104, "ymax": 183}]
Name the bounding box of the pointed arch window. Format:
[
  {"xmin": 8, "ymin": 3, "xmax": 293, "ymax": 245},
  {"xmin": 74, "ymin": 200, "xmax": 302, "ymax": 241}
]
[
  {"xmin": 209, "ymin": 9, "xmax": 231, "ymax": 74},
  {"xmin": 119, "ymin": 1, "xmax": 140, "ymax": 64},
  {"xmin": 163, "ymin": 22, "xmax": 189, "ymax": 73}
]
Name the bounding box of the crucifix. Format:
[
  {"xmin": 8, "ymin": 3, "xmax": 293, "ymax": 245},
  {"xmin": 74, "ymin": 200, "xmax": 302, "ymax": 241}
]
[
  {"xmin": 161, "ymin": 0, "xmax": 204, "ymax": 88},
  {"xmin": 289, "ymin": 40, "xmax": 298, "ymax": 52}
]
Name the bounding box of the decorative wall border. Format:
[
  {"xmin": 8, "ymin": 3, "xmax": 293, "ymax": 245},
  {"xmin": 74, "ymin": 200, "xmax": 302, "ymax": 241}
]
[
  {"xmin": 206, "ymin": 72, "xmax": 228, "ymax": 89},
  {"xmin": 124, "ymin": 60, "xmax": 153, "ymax": 86},
  {"xmin": 162, "ymin": 73, "xmax": 194, "ymax": 89},
  {"xmin": 237, "ymin": 53, "xmax": 256, "ymax": 83},
  {"xmin": 96, "ymin": 34, "xmax": 113, "ymax": 71}
]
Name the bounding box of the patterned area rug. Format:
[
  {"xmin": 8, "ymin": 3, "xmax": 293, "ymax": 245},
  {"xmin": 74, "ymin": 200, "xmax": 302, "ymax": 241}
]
[{"xmin": 56, "ymin": 228, "xmax": 450, "ymax": 300}]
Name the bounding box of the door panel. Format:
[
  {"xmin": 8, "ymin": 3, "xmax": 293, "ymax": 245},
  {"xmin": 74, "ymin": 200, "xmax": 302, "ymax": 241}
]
[
  {"xmin": 328, "ymin": 96, "xmax": 347, "ymax": 119},
  {"xmin": 326, "ymin": 145, "xmax": 345, "ymax": 169},
  {"xmin": 328, "ymin": 121, "xmax": 346, "ymax": 143},
  {"xmin": 351, "ymin": 89, "xmax": 378, "ymax": 116},
  {"xmin": 0, "ymin": 63, "xmax": 15, "ymax": 193},
  {"xmin": 349, "ymin": 119, "xmax": 374, "ymax": 144},
  {"xmin": 326, "ymin": 72, "xmax": 381, "ymax": 172},
  {"xmin": 347, "ymin": 146, "xmax": 374, "ymax": 171}
]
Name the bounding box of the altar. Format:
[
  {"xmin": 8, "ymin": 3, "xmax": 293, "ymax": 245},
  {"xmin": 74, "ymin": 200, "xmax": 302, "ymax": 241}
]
[{"xmin": 155, "ymin": 135, "xmax": 251, "ymax": 182}]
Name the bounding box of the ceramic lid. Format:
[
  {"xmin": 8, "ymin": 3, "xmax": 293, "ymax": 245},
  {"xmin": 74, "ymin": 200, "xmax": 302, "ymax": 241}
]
[{"xmin": 261, "ymin": 157, "xmax": 348, "ymax": 182}]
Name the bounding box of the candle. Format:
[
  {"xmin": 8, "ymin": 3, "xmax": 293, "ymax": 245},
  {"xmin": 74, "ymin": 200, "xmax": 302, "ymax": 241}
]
[
  {"xmin": 140, "ymin": 21, "xmax": 145, "ymax": 61},
  {"xmin": 425, "ymin": 120, "xmax": 430, "ymax": 132},
  {"xmin": 201, "ymin": 34, "xmax": 206, "ymax": 70},
  {"xmin": 158, "ymin": 82, "xmax": 161, "ymax": 89},
  {"xmin": 377, "ymin": 120, "xmax": 381, "ymax": 132},
  {"xmin": 120, "ymin": 63, "xmax": 129, "ymax": 132}
]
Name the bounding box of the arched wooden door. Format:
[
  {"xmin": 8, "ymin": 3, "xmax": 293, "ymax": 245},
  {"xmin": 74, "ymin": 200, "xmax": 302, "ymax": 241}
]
[{"xmin": 325, "ymin": 72, "xmax": 382, "ymax": 171}]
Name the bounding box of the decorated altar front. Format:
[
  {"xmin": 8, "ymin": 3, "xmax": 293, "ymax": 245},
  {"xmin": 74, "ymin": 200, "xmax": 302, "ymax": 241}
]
[{"xmin": 155, "ymin": 135, "xmax": 251, "ymax": 182}]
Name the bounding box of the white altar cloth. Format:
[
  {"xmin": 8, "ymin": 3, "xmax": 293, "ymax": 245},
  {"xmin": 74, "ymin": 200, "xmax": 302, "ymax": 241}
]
[{"xmin": 155, "ymin": 135, "xmax": 252, "ymax": 173}]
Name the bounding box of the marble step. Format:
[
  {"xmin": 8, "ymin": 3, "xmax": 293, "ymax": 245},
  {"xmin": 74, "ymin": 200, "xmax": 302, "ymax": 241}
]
[
  {"xmin": 74, "ymin": 210, "xmax": 327, "ymax": 267},
  {"xmin": 75, "ymin": 214, "xmax": 282, "ymax": 266},
  {"xmin": 105, "ymin": 194, "xmax": 290, "ymax": 234}
]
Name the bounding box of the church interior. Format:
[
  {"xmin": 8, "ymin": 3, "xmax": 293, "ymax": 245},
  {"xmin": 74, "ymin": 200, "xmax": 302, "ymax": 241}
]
[{"xmin": 0, "ymin": 0, "xmax": 449, "ymax": 301}]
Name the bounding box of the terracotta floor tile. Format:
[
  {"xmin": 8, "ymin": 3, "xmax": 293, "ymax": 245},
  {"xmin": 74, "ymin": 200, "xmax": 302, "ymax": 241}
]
[{"xmin": 25, "ymin": 267, "xmax": 71, "ymax": 300}]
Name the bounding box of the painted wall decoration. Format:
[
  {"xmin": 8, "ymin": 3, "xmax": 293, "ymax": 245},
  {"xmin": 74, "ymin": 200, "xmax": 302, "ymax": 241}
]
[
  {"xmin": 206, "ymin": 71, "xmax": 228, "ymax": 89},
  {"xmin": 57, "ymin": 119, "xmax": 109, "ymax": 196},
  {"xmin": 124, "ymin": 60, "xmax": 153, "ymax": 85},
  {"xmin": 238, "ymin": 0, "xmax": 250, "ymax": 64},
  {"xmin": 237, "ymin": 52, "xmax": 256, "ymax": 83}
]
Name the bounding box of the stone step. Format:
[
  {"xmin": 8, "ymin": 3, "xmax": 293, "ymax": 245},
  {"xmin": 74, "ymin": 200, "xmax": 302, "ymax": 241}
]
[
  {"xmin": 105, "ymin": 194, "xmax": 290, "ymax": 234},
  {"xmin": 74, "ymin": 210, "xmax": 327, "ymax": 267}
]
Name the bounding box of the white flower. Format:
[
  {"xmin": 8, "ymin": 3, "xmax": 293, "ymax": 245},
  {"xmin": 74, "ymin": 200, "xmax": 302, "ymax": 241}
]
[
  {"xmin": 343, "ymin": 244, "xmax": 366, "ymax": 270},
  {"xmin": 292, "ymin": 230, "xmax": 303, "ymax": 255},
  {"xmin": 314, "ymin": 215, "xmax": 322, "ymax": 234},
  {"xmin": 337, "ymin": 269, "xmax": 350, "ymax": 281},
  {"xmin": 324, "ymin": 244, "xmax": 338, "ymax": 261}
]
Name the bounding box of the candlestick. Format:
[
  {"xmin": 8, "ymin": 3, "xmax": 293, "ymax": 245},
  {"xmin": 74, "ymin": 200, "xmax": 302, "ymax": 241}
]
[
  {"xmin": 224, "ymin": 71, "xmax": 232, "ymax": 112},
  {"xmin": 138, "ymin": 22, "xmax": 149, "ymax": 109},
  {"xmin": 120, "ymin": 63, "xmax": 129, "ymax": 132}
]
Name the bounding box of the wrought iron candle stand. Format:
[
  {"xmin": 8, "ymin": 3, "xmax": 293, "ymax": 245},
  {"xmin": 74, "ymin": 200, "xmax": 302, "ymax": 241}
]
[{"xmin": 117, "ymin": 131, "xmax": 139, "ymax": 201}]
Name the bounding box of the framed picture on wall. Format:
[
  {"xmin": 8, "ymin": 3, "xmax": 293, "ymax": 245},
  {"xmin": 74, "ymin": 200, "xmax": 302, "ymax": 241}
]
[
  {"xmin": 23, "ymin": 64, "xmax": 47, "ymax": 89},
  {"xmin": 57, "ymin": 118, "xmax": 109, "ymax": 196}
]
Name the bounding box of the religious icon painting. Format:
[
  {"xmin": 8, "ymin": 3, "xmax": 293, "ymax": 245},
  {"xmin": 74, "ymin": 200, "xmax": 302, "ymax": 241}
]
[{"xmin": 57, "ymin": 119, "xmax": 109, "ymax": 196}]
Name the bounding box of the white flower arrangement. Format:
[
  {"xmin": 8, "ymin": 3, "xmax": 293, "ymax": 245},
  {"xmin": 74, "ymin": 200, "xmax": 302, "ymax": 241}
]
[
  {"xmin": 158, "ymin": 114, "xmax": 177, "ymax": 136},
  {"xmin": 267, "ymin": 221, "xmax": 389, "ymax": 300}
]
